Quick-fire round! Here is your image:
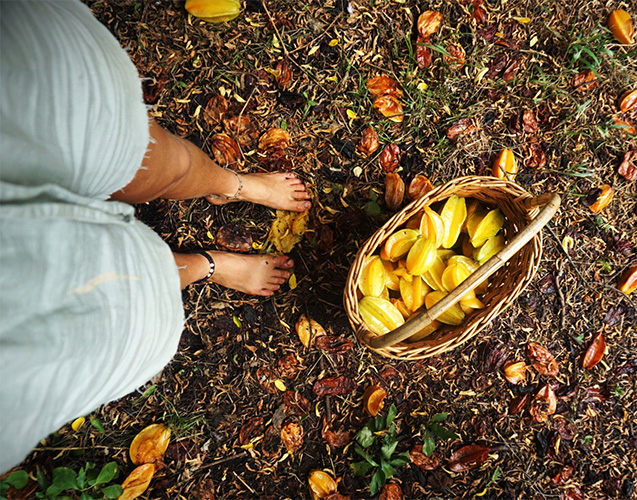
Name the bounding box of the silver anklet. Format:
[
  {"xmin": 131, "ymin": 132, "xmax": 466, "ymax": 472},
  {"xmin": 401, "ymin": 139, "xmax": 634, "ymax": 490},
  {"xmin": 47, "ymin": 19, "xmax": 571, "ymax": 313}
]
[{"xmin": 224, "ymin": 169, "xmax": 243, "ymax": 200}]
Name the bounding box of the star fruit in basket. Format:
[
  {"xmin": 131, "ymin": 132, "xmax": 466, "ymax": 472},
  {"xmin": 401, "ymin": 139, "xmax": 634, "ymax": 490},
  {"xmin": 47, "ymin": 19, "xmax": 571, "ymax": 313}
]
[{"xmin": 438, "ymin": 195, "xmax": 467, "ymax": 248}]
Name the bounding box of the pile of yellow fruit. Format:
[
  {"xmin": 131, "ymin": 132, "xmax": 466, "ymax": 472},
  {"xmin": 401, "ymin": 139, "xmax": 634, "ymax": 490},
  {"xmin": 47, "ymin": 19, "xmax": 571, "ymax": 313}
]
[{"xmin": 358, "ymin": 195, "xmax": 506, "ymax": 340}]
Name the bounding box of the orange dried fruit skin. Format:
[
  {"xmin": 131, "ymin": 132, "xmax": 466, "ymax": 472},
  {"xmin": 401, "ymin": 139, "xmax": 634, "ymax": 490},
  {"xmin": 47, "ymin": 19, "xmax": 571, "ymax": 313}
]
[
  {"xmin": 362, "ymin": 385, "xmax": 387, "ymax": 416},
  {"xmin": 618, "ymin": 265, "xmax": 637, "ymax": 294},
  {"xmin": 373, "ymin": 94, "xmax": 404, "ymax": 123},
  {"xmin": 417, "ymin": 10, "xmax": 443, "ymax": 38},
  {"xmin": 358, "ymin": 255, "xmax": 388, "ymax": 298},
  {"xmin": 503, "ymin": 360, "xmax": 527, "ymax": 385},
  {"xmin": 608, "ymin": 9, "xmax": 635, "ymax": 44},
  {"xmin": 381, "ymin": 229, "xmax": 420, "ymax": 261},
  {"xmin": 618, "ymin": 89, "xmax": 637, "ymax": 113},
  {"xmin": 492, "ymin": 149, "xmax": 519, "ymax": 180},
  {"xmin": 119, "ymin": 463, "xmax": 155, "ymax": 500},
  {"xmin": 407, "ymin": 174, "xmax": 434, "ymax": 200},
  {"xmin": 438, "ymin": 195, "xmax": 467, "ymax": 249},
  {"xmin": 588, "ymin": 184, "xmax": 614, "ymax": 214},
  {"xmin": 581, "ymin": 332, "xmax": 606, "ymax": 369},
  {"xmin": 358, "ymin": 296, "xmax": 406, "ymax": 335},
  {"xmin": 358, "ymin": 126, "xmax": 380, "ymax": 156},
  {"xmin": 129, "ymin": 423, "xmax": 171, "ymax": 466},
  {"xmin": 367, "ymin": 76, "xmax": 403, "ymax": 98},
  {"xmin": 613, "ymin": 119, "xmax": 636, "ymax": 135},
  {"xmin": 308, "ymin": 470, "xmax": 338, "ymax": 500},
  {"xmin": 296, "ymin": 314, "xmax": 326, "ymax": 348},
  {"xmin": 258, "ymin": 127, "xmax": 290, "ymax": 150}
]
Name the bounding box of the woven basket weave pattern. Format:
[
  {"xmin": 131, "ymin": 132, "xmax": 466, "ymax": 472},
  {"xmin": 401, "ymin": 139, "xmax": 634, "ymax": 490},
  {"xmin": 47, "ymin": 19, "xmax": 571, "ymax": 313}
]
[{"xmin": 344, "ymin": 176, "xmax": 543, "ymax": 360}]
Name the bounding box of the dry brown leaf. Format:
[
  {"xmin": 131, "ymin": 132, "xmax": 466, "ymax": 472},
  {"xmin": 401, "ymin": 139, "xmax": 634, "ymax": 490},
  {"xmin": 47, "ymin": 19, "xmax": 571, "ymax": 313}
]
[
  {"xmin": 258, "ymin": 127, "xmax": 290, "ymax": 150},
  {"xmin": 280, "ymin": 421, "xmax": 303, "ymax": 453},
  {"xmin": 502, "ymin": 56, "xmax": 522, "ymax": 82},
  {"xmin": 223, "ymin": 115, "xmax": 259, "ymax": 147},
  {"xmin": 275, "ymin": 59, "xmax": 292, "ymax": 89},
  {"xmin": 239, "ymin": 417, "xmax": 264, "ymax": 445},
  {"xmin": 448, "ymin": 445, "xmax": 490, "ymax": 472},
  {"xmin": 508, "ymin": 393, "xmax": 531, "ymax": 415},
  {"xmin": 551, "ymin": 465, "xmax": 574, "ymax": 485},
  {"xmin": 277, "ymin": 353, "xmax": 301, "ymax": 379},
  {"xmin": 313, "ymin": 376, "xmax": 356, "ymax": 396},
  {"xmin": 357, "ymin": 126, "xmax": 380, "ymax": 156},
  {"xmin": 373, "ymin": 95, "xmax": 404, "ymax": 122},
  {"xmin": 581, "ymin": 332, "xmax": 605, "ymax": 369},
  {"xmin": 527, "ymin": 342, "xmax": 559, "ymax": 377},
  {"xmin": 529, "ymin": 384, "xmax": 557, "ymax": 423},
  {"xmin": 416, "ymin": 40, "xmax": 434, "ymax": 69},
  {"xmin": 522, "ymin": 109, "xmax": 539, "ymax": 133},
  {"xmin": 315, "ymin": 335, "xmax": 354, "ymax": 354},
  {"xmin": 561, "ymin": 486, "xmax": 585, "ymax": 500},
  {"xmin": 443, "ymin": 43, "xmax": 466, "ymax": 69},
  {"xmin": 528, "ymin": 139, "xmax": 547, "ymax": 169},
  {"xmin": 119, "ymin": 464, "xmax": 155, "ymax": 500},
  {"xmin": 321, "ymin": 416, "xmax": 351, "ymax": 448},
  {"xmin": 385, "ymin": 172, "xmax": 405, "ymax": 211},
  {"xmin": 129, "ymin": 423, "xmax": 171, "ymax": 466},
  {"xmin": 379, "ymin": 483, "xmax": 404, "ymax": 500}
]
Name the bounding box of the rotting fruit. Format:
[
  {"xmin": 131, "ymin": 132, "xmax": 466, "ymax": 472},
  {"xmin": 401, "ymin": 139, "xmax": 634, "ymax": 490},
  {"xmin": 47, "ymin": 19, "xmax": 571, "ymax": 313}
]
[
  {"xmin": 129, "ymin": 423, "xmax": 171, "ymax": 466},
  {"xmin": 185, "ymin": 0, "xmax": 241, "ymax": 23},
  {"xmin": 492, "ymin": 149, "xmax": 518, "ymax": 181},
  {"xmin": 362, "ymin": 385, "xmax": 387, "ymax": 416},
  {"xmin": 608, "ymin": 9, "xmax": 635, "ymax": 45},
  {"xmin": 308, "ymin": 470, "xmax": 338, "ymax": 500}
]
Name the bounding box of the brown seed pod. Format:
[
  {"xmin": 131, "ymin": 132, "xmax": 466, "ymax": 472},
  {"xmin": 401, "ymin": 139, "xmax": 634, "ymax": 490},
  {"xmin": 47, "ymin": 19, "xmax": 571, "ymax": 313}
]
[
  {"xmin": 357, "ymin": 126, "xmax": 380, "ymax": 156},
  {"xmin": 384, "ymin": 172, "xmax": 405, "ymax": 211}
]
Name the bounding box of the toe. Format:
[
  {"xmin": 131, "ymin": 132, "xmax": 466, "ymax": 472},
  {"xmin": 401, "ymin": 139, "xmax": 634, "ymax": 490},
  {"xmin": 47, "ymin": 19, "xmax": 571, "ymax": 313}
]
[
  {"xmin": 291, "ymin": 200, "xmax": 311, "ymax": 212},
  {"xmin": 272, "ymin": 256, "xmax": 294, "ymax": 268}
]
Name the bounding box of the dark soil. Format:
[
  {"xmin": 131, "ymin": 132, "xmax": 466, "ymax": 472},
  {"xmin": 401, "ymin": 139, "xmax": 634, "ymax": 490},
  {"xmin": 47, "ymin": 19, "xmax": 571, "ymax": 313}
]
[{"xmin": 8, "ymin": 1, "xmax": 637, "ymax": 499}]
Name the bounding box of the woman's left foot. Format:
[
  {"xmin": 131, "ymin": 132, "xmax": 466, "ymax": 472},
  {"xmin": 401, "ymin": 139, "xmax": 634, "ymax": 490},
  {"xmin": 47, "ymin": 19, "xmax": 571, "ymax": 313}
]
[{"xmin": 206, "ymin": 172, "xmax": 311, "ymax": 212}]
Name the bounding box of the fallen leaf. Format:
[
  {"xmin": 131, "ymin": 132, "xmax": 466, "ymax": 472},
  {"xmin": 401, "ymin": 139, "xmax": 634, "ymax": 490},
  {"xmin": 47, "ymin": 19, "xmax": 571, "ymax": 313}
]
[
  {"xmin": 443, "ymin": 43, "xmax": 466, "ymax": 69},
  {"xmin": 448, "ymin": 445, "xmax": 491, "ymax": 472},
  {"xmin": 416, "ymin": 40, "xmax": 434, "ymax": 69},
  {"xmin": 561, "ymin": 486, "xmax": 585, "ymax": 500},
  {"xmin": 313, "ymin": 376, "xmax": 356, "ymax": 396},
  {"xmin": 275, "ymin": 59, "xmax": 292, "ymax": 89},
  {"xmin": 581, "ymin": 332, "xmax": 605, "ymax": 369},
  {"xmin": 130, "ymin": 423, "xmax": 171, "ymax": 466},
  {"xmin": 280, "ymin": 421, "xmax": 304, "ymax": 453},
  {"xmin": 380, "ymin": 144, "xmax": 401, "ymax": 172},
  {"xmin": 239, "ymin": 417, "xmax": 264, "ymax": 445},
  {"xmin": 522, "ymin": 109, "xmax": 539, "ymax": 133},
  {"xmin": 527, "ymin": 342, "xmax": 559, "ymax": 377},
  {"xmin": 277, "ymin": 353, "xmax": 301, "ymax": 379},
  {"xmin": 529, "ymin": 384, "xmax": 557, "ymax": 423},
  {"xmin": 502, "ymin": 56, "xmax": 522, "ymax": 82},
  {"xmin": 321, "ymin": 416, "xmax": 351, "ymax": 448},
  {"xmin": 119, "ymin": 464, "xmax": 154, "ymax": 500},
  {"xmin": 509, "ymin": 393, "xmax": 531, "ymax": 415},
  {"xmin": 216, "ymin": 223, "xmax": 253, "ymax": 252},
  {"xmin": 223, "ymin": 115, "xmax": 259, "ymax": 147}
]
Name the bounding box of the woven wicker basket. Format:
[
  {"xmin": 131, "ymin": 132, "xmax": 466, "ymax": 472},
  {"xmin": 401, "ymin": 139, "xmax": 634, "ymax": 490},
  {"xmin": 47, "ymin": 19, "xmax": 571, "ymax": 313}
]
[{"xmin": 344, "ymin": 175, "xmax": 560, "ymax": 360}]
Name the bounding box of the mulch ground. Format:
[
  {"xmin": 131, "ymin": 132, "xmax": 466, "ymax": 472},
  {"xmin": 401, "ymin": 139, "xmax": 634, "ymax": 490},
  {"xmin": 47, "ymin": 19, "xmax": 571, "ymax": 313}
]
[{"xmin": 10, "ymin": 0, "xmax": 637, "ymax": 499}]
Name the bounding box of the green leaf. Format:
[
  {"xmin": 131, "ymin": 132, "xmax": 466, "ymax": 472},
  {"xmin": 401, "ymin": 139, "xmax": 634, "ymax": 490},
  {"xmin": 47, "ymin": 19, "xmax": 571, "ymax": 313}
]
[
  {"xmin": 356, "ymin": 426, "xmax": 375, "ymax": 448},
  {"xmin": 429, "ymin": 423, "xmax": 459, "ymax": 441},
  {"xmin": 89, "ymin": 417, "xmax": 105, "ymax": 434},
  {"xmin": 94, "ymin": 462, "xmax": 118, "ymax": 486},
  {"xmin": 369, "ymin": 469, "xmax": 385, "ymax": 496},
  {"xmin": 350, "ymin": 461, "xmax": 374, "ymax": 477},
  {"xmin": 80, "ymin": 493, "xmax": 93, "ymax": 500},
  {"xmin": 386, "ymin": 404, "xmax": 397, "ymax": 426},
  {"xmin": 373, "ymin": 413, "xmax": 386, "ymax": 432},
  {"xmin": 3, "ymin": 470, "xmax": 28, "ymax": 490},
  {"xmin": 380, "ymin": 459, "xmax": 396, "ymax": 481},
  {"xmin": 36, "ymin": 467, "xmax": 49, "ymax": 491},
  {"xmin": 381, "ymin": 439, "xmax": 398, "ymax": 461},
  {"xmin": 101, "ymin": 484, "xmax": 124, "ymax": 499},
  {"xmin": 354, "ymin": 445, "xmax": 379, "ymax": 467},
  {"xmin": 390, "ymin": 451, "xmax": 411, "ymax": 467},
  {"xmin": 48, "ymin": 467, "xmax": 78, "ymax": 495},
  {"xmin": 422, "ymin": 430, "xmax": 435, "ymax": 457},
  {"xmin": 429, "ymin": 412, "xmax": 449, "ymax": 423},
  {"xmin": 365, "ymin": 201, "xmax": 381, "ymax": 217}
]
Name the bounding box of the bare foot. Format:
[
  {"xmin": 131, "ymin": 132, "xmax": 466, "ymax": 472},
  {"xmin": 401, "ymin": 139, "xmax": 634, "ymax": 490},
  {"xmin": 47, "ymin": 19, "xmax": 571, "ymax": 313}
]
[
  {"xmin": 206, "ymin": 172, "xmax": 311, "ymax": 212},
  {"xmin": 206, "ymin": 251, "xmax": 293, "ymax": 296}
]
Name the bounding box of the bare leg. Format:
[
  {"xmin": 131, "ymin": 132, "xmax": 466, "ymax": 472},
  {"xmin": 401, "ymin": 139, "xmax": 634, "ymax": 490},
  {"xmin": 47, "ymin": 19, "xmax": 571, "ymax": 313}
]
[
  {"xmin": 173, "ymin": 252, "xmax": 293, "ymax": 296},
  {"xmin": 111, "ymin": 116, "xmax": 312, "ymax": 212}
]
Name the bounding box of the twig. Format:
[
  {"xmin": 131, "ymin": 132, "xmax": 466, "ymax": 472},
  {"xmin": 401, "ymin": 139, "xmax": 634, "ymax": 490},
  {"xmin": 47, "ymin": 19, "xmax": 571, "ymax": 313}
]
[
  {"xmin": 199, "ymin": 451, "xmax": 248, "ymax": 469},
  {"xmin": 554, "ymin": 260, "xmax": 567, "ymax": 331}
]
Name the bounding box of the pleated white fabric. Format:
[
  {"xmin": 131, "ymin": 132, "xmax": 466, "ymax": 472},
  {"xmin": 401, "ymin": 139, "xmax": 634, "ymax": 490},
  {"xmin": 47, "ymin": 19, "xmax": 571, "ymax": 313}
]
[{"xmin": 0, "ymin": 1, "xmax": 184, "ymax": 472}]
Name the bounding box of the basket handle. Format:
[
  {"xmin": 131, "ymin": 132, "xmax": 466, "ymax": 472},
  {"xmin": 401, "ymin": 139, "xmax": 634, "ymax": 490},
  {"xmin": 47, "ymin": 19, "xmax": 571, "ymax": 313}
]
[{"xmin": 366, "ymin": 192, "xmax": 561, "ymax": 349}]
